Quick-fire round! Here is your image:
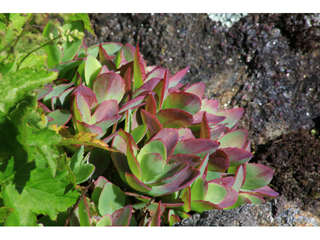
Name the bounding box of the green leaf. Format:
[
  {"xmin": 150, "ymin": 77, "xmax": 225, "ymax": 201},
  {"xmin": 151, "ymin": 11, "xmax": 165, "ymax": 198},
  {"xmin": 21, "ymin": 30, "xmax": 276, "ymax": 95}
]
[
  {"xmin": 69, "ymin": 146, "xmax": 84, "ymax": 171},
  {"xmin": 0, "ymin": 169, "xmax": 79, "ymax": 226},
  {"xmin": 0, "ymin": 68, "xmax": 58, "ymax": 122},
  {"xmin": 85, "ymin": 55, "xmax": 101, "ymax": 89},
  {"xmin": 61, "ymin": 21, "xmax": 84, "ymax": 63},
  {"xmin": 63, "ymin": 13, "xmax": 95, "ymax": 37},
  {"xmin": 42, "ymin": 21, "xmax": 62, "ymax": 68},
  {"xmin": 130, "ymin": 123, "xmax": 147, "ymax": 144},
  {"xmin": 241, "ymin": 163, "xmax": 274, "ymax": 190},
  {"xmin": 73, "ymin": 164, "xmax": 95, "ymax": 184},
  {"xmin": 139, "ymin": 153, "xmax": 164, "ymax": 182},
  {"xmin": 191, "ymin": 177, "xmax": 208, "ymax": 201},
  {"xmin": 19, "ymin": 52, "xmax": 47, "ymax": 70},
  {"xmin": 96, "ymin": 214, "xmax": 112, "ymax": 226},
  {"xmin": 0, "ymin": 206, "xmax": 13, "ymax": 223},
  {"xmin": 98, "ymin": 182, "xmax": 126, "ymax": 216},
  {"xmin": 78, "ymin": 197, "xmax": 91, "ymax": 226},
  {"xmin": 137, "ymin": 139, "xmax": 167, "ymax": 164}
]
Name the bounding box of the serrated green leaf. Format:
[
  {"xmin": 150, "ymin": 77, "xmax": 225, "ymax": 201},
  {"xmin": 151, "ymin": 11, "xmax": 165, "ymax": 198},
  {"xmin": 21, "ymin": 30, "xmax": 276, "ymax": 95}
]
[
  {"xmin": 0, "ymin": 68, "xmax": 58, "ymax": 122},
  {"xmin": 0, "ymin": 206, "xmax": 13, "ymax": 223},
  {"xmin": 0, "ymin": 169, "xmax": 79, "ymax": 226}
]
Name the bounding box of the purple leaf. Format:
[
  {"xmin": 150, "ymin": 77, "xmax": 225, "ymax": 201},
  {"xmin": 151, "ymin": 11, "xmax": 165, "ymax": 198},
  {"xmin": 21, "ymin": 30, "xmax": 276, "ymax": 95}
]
[
  {"xmin": 184, "ymin": 82, "xmax": 205, "ymax": 99},
  {"xmin": 141, "ymin": 108, "xmax": 163, "ymax": 139},
  {"xmin": 200, "ymin": 99, "xmax": 219, "ymax": 114},
  {"xmin": 200, "ymin": 112, "xmax": 210, "ymax": 139},
  {"xmin": 162, "ymin": 91, "xmax": 201, "ymax": 115},
  {"xmin": 133, "ymin": 77, "xmax": 160, "ymax": 98},
  {"xmin": 242, "ymin": 163, "xmax": 274, "ymax": 190},
  {"xmin": 111, "ymin": 205, "xmax": 132, "ymax": 226},
  {"xmin": 210, "ymin": 177, "xmax": 235, "ymax": 188},
  {"xmin": 123, "ymin": 66, "xmax": 132, "ymax": 102},
  {"xmin": 72, "ymin": 85, "xmax": 98, "ymax": 110},
  {"xmin": 208, "ymin": 149, "xmax": 230, "ymax": 172},
  {"xmin": 72, "ymin": 92, "xmax": 91, "ymax": 124},
  {"xmin": 241, "ymin": 186, "xmax": 279, "ymax": 197},
  {"xmin": 145, "ymin": 93, "xmax": 157, "ymax": 116},
  {"xmin": 119, "ymin": 95, "xmax": 146, "ymax": 114},
  {"xmin": 177, "ymin": 128, "xmax": 195, "ymax": 140},
  {"xmin": 98, "ymin": 65, "xmax": 109, "ymax": 75},
  {"xmin": 215, "ymin": 108, "xmax": 244, "ymax": 129},
  {"xmin": 168, "ymin": 66, "xmax": 190, "ymax": 88},
  {"xmin": 239, "ymin": 193, "xmax": 265, "ymax": 204},
  {"xmin": 150, "ymin": 201, "xmax": 162, "ymax": 226},
  {"xmin": 151, "ymin": 128, "xmax": 179, "ymax": 160},
  {"xmin": 173, "ymin": 138, "xmax": 220, "ymax": 159},
  {"xmin": 125, "ymin": 173, "xmax": 152, "ymax": 192},
  {"xmin": 133, "ymin": 44, "xmax": 145, "ymax": 90},
  {"xmin": 192, "ymin": 111, "xmax": 226, "ymax": 125},
  {"xmin": 94, "ymin": 115, "xmax": 122, "ymax": 135},
  {"xmin": 36, "ymin": 84, "xmax": 53, "ymax": 100},
  {"xmin": 169, "ymin": 154, "xmax": 202, "ymax": 168},
  {"xmin": 91, "ymin": 99, "xmax": 118, "ymax": 124},
  {"xmin": 75, "ymin": 121, "xmax": 103, "ymax": 135},
  {"xmin": 218, "ymin": 129, "xmax": 248, "ymax": 149},
  {"xmin": 93, "ymin": 72, "xmax": 125, "ymax": 104},
  {"xmin": 156, "ymin": 109, "xmax": 194, "ymax": 128},
  {"xmin": 209, "ymin": 124, "xmax": 226, "ymax": 141},
  {"xmin": 98, "ymin": 44, "xmax": 117, "ymax": 71},
  {"xmin": 145, "ymin": 67, "xmax": 166, "ymax": 82},
  {"xmin": 221, "ymin": 147, "xmax": 253, "ymax": 166},
  {"xmin": 147, "ymin": 164, "xmax": 200, "ymax": 196}
]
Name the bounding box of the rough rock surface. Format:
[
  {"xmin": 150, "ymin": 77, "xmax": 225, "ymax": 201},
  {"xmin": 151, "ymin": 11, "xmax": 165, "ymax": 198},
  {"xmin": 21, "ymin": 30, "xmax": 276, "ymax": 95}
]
[
  {"xmin": 173, "ymin": 196, "xmax": 320, "ymax": 226},
  {"xmin": 84, "ymin": 13, "xmax": 320, "ymax": 224}
]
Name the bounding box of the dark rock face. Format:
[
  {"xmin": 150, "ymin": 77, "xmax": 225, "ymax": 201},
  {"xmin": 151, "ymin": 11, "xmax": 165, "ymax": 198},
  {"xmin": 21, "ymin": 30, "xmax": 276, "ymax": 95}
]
[
  {"xmin": 84, "ymin": 13, "xmax": 320, "ymax": 224},
  {"xmin": 173, "ymin": 196, "xmax": 320, "ymax": 226}
]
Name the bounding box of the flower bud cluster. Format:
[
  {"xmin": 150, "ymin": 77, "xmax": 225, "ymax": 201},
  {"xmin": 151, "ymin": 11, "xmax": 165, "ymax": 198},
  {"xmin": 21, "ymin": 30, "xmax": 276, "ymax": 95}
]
[{"xmin": 53, "ymin": 26, "xmax": 85, "ymax": 49}]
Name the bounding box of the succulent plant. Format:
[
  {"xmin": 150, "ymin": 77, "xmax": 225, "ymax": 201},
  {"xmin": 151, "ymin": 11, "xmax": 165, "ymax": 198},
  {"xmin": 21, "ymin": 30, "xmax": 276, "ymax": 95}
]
[{"xmin": 36, "ymin": 25, "xmax": 278, "ymax": 226}]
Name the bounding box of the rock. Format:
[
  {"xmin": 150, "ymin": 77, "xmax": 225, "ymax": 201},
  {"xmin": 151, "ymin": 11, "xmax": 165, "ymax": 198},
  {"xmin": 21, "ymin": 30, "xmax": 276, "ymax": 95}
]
[{"xmin": 173, "ymin": 196, "xmax": 320, "ymax": 226}]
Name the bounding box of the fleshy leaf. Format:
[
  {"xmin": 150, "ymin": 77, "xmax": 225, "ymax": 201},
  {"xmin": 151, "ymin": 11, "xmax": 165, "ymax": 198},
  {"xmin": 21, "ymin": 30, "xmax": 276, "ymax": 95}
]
[
  {"xmin": 87, "ymin": 42, "xmax": 122, "ymax": 58},
  {"xmin": 208, "ymin": 149, "xmax": 230, "ymax": 172},
  {"xmin": 240, "ymin": 186, "xmax": 279, "ymax": 198},
  {"xmin": 98, "ymin": 44, "xmax": 116, "ymax": 71},
  {"xmin": 162, "ymin": 91, "xmax": 201, "ymax": 115},
  {"xmin": 191, "ymin": 200, "xmax": 220, "ymax": 212},
  {"xmin": 168, "ymin": 66, "xmax": 189, "ymax": 88},
  {"xmin": 215, "ymin": 108, "xmax": 244, "ymax": 129},
  {"xmin": 151, "ymin": 128, "xmax": 179, "ymax": 160},
  {"xmin": 173, "ymin": 138, "xmax": 219, "ymax": 159},
  {"xmin": 145, "ymin": 67, "xmax": 166, "ymax": 82},
  {"xmin": 150, "ymin": 201, "xmax": 162, "ymax": 226},
  {"xmin": 240, "ymin": 193, "xmax": 265, "ymax": 204},
  {"xmin": 218, "ymin": 130, "xmax": 248, "ymax": 149},
  {"xmin": 93, "ymin": 72, "xmax": 125, "ymax": 104},
  {"xmin": 133, "ymin": 78, "xmax": 160, "ymax": 98},
  {"xmin": 130, "ymin": 124, "xmax": 147, "ymax": 144},
  {"xmin": 156, "ymin": 109, "xmax": 193, "ymax": 128},
  {"xmin": 125, "ymin": 173, "xmax": 152, "ymax": 192},
  {"xmin": 72, "ymin": 85, "xmax": 97, "ymax": 110},
  {"xmin": 91, "ymin": 99, "xmax": 118, "ymax": 124},
  {"xmin": 184, "ymin": 82, "xmax": 205, "ymax": 99},
  {"xmin": 126, "ymin": 139, "xmax": 142, "ymax": 180},
  {"xmin": 221, "ymin": 147, "xmax": 253, "ymax": 167},
  {"xmin": 133, "ymin": 44, "xmax": 144, "ymax": 90},
  {"xmin": 111, "ymin": 205, "xmax": 132, "ymax": 226},
  {"xmin": 85, "ymin": 54, "xmax": 102, "ymax": 89},
  {"xmin": 137, "ymin": 139, "xmax": 167, "ymax": 164},
  {"xmin": 200, "ymin": 112, "xmax": 210, "ymax": 139},
  {"xmin": 231, "ymin": 165, "xmax": 244, "ymax": 192},
  {"xmin": 98, "ymin": 182, "xmax": 127, "ymax": 216},
  {"xmin": 204, "ymin": 182, "xmax": 238, "ymax": 208},
  {"xmin": 139, "ymin": 153, "xmax": 164, "ymax": 182},
  {"xmin": 211, "ymin": 176, "xmax": 235, "ymax": 188},
  {"xmin": 78, "ymin": 197, "xmax": 91, "ymax": 226},
  {"xmin": 201, "ymin": 99, "xmax": 219, "ymax": 114},
  {"xmin": 73, "ymin": 164, "xmax": 95, "ymax": 184},
  {"xmin": 223, "ymin": 194, "xmax": 252, "ymax": 210},
  {"xmin": 191, "ymin": 177, "xmax": 208, "ymax": 201},
  {"xmin": 46, "ymin": 109, "xmax": 72, "ymax": 127},
  {"xmin": 96, "ymin": 214, "xmax": 112, "ymax": 226},
  {"xmin": 242, "ymin": 163, "xmax": 274, "ymax": 190},
  {"xmin": 168, "ymin": 154, "xmax": 202, "ymax": 168},
  {"xmin": 141, "ymin": 109, "xmax": 163, "ymax": 139}
]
